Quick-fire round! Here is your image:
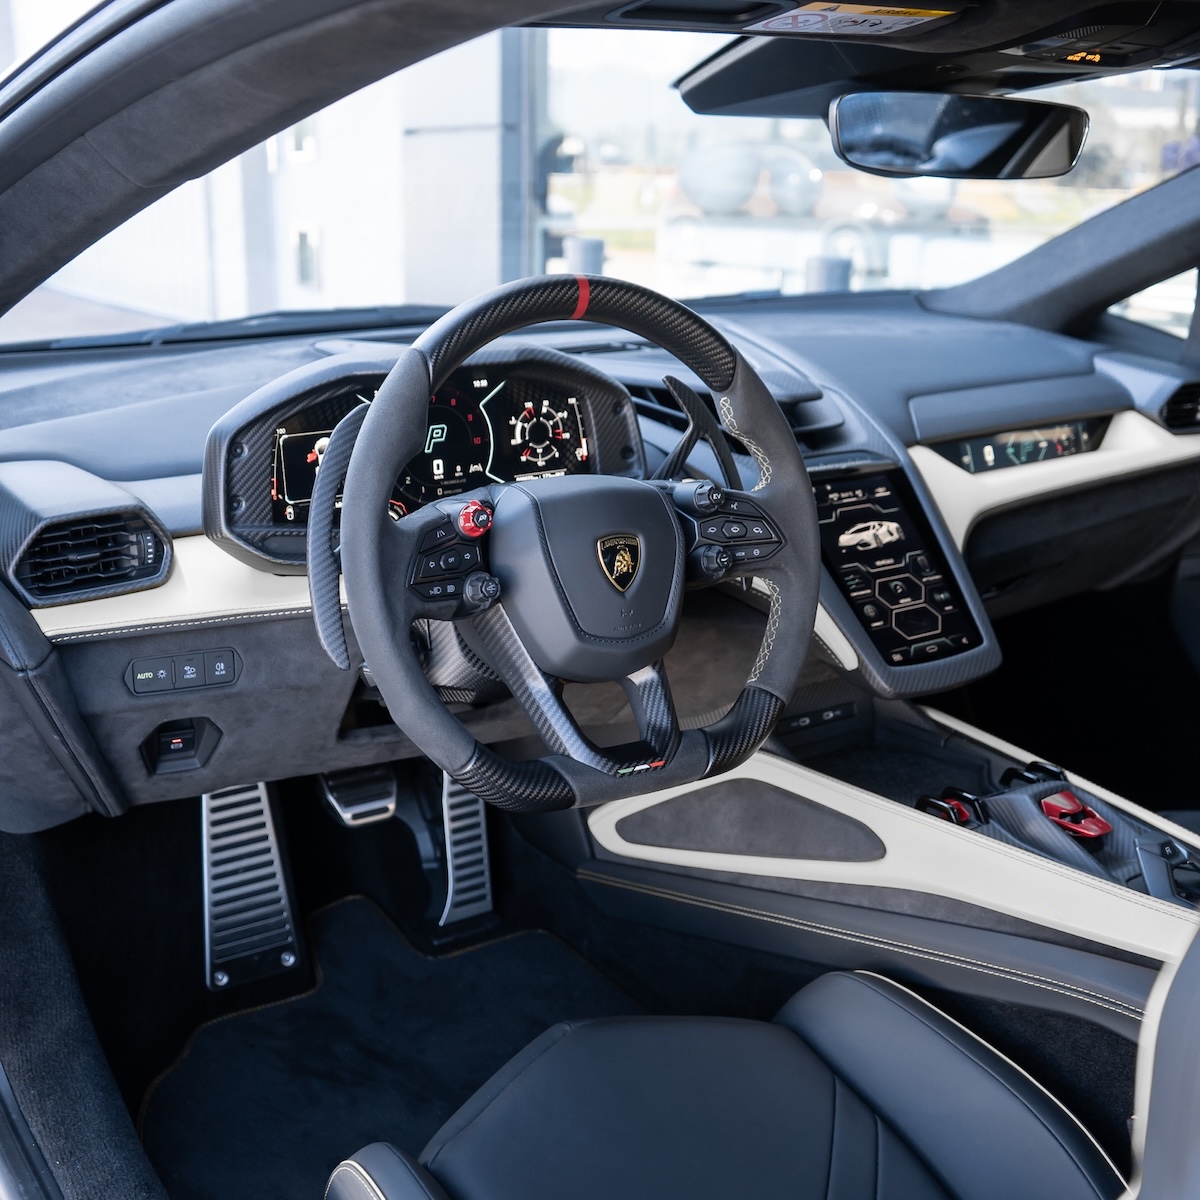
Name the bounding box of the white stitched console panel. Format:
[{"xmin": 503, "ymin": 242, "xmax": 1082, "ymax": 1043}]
[{"xmin": 588, "ymin": 748, "xmax": 1200, "ymax": 963}]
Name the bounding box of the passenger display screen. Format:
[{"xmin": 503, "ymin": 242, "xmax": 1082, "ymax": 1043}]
[
  {"xmin": 932, "ymin": 417, "xmax": 1107, "ymax": 474},
  {"xmin": 815, "ymin": 472, "xmax": 981, "ymax": 667}
]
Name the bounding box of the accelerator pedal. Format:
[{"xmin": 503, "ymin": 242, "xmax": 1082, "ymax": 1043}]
[
  {"xmin": 201, "ymin": 783, "xmax": 303, "ymax": 991},
  {"xmin": 439, "ymin": 773, "xmax": 493, "ymax": 927}
]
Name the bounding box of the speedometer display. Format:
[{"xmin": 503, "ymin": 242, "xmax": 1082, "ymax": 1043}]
[{"xmin": 393, "ymin": 384, "xmax": 493, "ymax": 511}]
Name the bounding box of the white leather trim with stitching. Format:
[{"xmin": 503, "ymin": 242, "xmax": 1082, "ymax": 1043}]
[
  {"xmin": 32, "ymin": 534, "xmax": 342, "ymax": 640},
  {"xmin": 812, "ymin": 600, "xmax": 859, "ymax": 671},
  {"xmin": 1122, "ymin": 944, "xmax": 1187, "ymax": 1199},
  {"xmin": 587, "ymin": 751, "xmax": 1200, "ymax": 962},
  {"xmin": 908, "ymin": 409, "xmax": 1200, "ymax": 549}
]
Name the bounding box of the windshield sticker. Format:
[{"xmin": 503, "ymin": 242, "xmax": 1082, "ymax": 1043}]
[{"xmin": 745, "ymin": 4, "xmax": 953, "ymax": 35}]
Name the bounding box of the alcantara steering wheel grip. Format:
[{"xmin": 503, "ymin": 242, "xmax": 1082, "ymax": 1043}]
[{"xmin": 321, "ymin": 274, "xmax": 821, "ymax": 812}]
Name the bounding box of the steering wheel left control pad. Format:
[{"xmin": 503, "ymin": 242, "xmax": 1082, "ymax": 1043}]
[{"xmin": 488, "ymin": 475, "xmax": 684, "ymax": 682}]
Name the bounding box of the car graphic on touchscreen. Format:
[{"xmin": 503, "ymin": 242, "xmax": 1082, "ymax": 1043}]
[{"xmin": 838, "ymin": 520, "xmax": 904, "ymax": 552}]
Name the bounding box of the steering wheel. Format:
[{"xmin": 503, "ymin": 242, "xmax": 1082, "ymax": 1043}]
[{"xmin": 331, "ymin": 275, "xmax": 820, "ymax": 813}]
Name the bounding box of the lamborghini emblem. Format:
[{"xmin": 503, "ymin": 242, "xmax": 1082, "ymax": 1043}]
[{"xmin": 597, "ymin": 534, "xmax": 641, "ymax": 593}]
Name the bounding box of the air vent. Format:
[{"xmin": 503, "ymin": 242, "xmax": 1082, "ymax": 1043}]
[
  {"xmin": 14, "ymin": 511, "xmax": 167, "ymax": 602},
  {"xmin": 1161, "ymin": 382, "xmax": 1200, "ymax": 431},
  {"xmin": 785, "ymin": 396, "xmax": 844, "ymax": 450}
]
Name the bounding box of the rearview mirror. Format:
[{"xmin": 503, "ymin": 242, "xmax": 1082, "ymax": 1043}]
[{"xmin": 829, "ymin": 92, "xmax": 1088, "ymax": 180}]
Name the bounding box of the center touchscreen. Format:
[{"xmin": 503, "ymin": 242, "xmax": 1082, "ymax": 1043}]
[{"xmin": 815, "ymin": 472, "xmax": 981, "ymax": 666}]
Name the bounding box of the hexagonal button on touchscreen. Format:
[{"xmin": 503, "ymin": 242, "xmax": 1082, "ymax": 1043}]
[{"xmin": 892, "ymin": 606, "xmax": 942, "ymax": 641}]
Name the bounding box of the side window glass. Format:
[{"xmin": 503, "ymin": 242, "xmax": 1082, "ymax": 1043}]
[{"xmin": 1109, "ymin": 269, "xmax": 1196, "ymax": 338}]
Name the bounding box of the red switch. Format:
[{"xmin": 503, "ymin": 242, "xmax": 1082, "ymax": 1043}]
[
  {"xmin": 457, "ymin": 500, "xmax": 493, "ymax": 538},
  {"xmin": 1040, "ymin": 791, "xmax": 1112, "ymax": 839}
]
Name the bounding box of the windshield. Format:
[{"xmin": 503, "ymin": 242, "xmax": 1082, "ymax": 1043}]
[{"xmin": 0, "ymin": 25, "xmax": 1197, "ymax": 346}]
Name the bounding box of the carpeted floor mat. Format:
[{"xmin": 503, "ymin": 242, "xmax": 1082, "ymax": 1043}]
[{"xmin": 140, "ymin": 898, "xmax": 640, "ymax": 1200}]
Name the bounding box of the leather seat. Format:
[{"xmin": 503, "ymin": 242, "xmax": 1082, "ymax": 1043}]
[{"xmin": 326, "ymin": 971, "xmax": 1125, "ymax": 1200}]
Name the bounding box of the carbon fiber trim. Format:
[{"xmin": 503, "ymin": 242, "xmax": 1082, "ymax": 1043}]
[
  {"xmin": 417, "ymin": 618, "xmax": 507, "ymax": 705},
  {"xmin": 202, "ymin": 350, "xmax": 398, "ymax": 573},
  {"xmin": 307, "ymin": 403, "xmax": 369, "ymax": 670},
  {"xmin": 470, "ymin": 603, "xmax": 612, "ymax": 767},
  {"xmin": 416, "ymin": 275, "xmax": 738, "ymax": 394},
  {"xmin": 622, "ymin": 661, "xmax": 682, "ymax": 762},
  {"xmin": 0, "ymin": 462, "xmax": 172, "ymax": 609},
  {"xmin": 704, "ymin": 686, "xmax": 786, "ymax": 775},
  {"xmin": 453, "ymin": 744, "xmax": 575, "ymax": 813}
]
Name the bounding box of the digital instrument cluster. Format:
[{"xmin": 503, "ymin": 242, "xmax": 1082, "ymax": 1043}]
[
  {"xmin": 270, "ymin": 366, "xmax": 591, "ymax": 525},
  {"xmin": 932, "ymin": 418, "xmax": 1108, "ymax": 474}
]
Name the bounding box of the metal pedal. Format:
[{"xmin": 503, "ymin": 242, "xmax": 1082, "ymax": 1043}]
[
  {"xmin": 439, "ymin": 773, "xmax": 493, "ymax": 926},
  {"xmin": 201, "ymin": 783, "xmax": 302, "ymax": 991},
  {"xmin": 320, "ymin": 764, "xmax": 398, "ymax": 826}
]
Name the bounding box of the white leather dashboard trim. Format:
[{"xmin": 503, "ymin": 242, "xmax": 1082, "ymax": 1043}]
[
  {"xmin": 33, "ymin": 535, "xmax": 853, "ymax": 666},
  {"xmin": 32, "ymin": 534, "xmax": 330, "ymax": 640},
  {"xmin": 908, "ymin": 409, "xmax": 1200, "ymax": 548},
  {"xmin": 588, "ymin": 750, "xmax": 1200, "ymax": 963}
]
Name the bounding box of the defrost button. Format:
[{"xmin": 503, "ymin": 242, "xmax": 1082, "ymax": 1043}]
[
  {"xmin": 175, "ymin": 652, "xmax": 205, "ymax": 689},
  {"xmin": 204, "ymin": 649, "xmax": 236, "ymax": 686}
]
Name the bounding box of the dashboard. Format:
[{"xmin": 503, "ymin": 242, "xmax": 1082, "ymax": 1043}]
[{"xmin": 1, "ymin": 290, "xmax": 1199, "ymax": 820}]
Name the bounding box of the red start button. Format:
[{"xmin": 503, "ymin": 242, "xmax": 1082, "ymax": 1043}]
[{"xmin": 457, "ymin": 500, "xmax": 493, "ymax": 538}]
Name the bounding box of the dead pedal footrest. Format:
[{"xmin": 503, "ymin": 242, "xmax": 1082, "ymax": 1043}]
[{"xmin": 202, "ymin": 783, "xmax": 303, "ymax": 990}]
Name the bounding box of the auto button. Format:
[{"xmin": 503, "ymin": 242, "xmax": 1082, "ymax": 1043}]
[{"xmin": 131, "ymin": 657, "xmax": 174, "ymax": 694}]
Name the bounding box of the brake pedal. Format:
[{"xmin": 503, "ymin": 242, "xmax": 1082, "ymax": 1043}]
[
  {"xmin": 439, "ymin": 773, "xmax": 493, "ymax": 926},
  {"xmin": 320, "ymin": 764, "xmax": 398, "ymax": 826},
  {"xmin": 201, "ymin": 783, "xmax": 303, "ymax": 991}
]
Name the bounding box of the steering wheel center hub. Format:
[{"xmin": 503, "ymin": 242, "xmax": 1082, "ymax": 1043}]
[{"xmin": 488, "ymin": 475, "xmax": 685, "ymax": 682}]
